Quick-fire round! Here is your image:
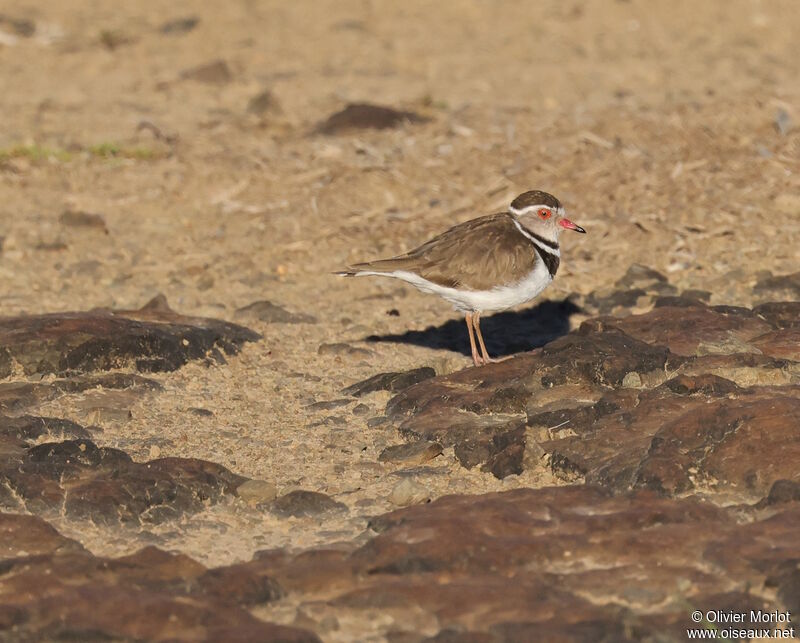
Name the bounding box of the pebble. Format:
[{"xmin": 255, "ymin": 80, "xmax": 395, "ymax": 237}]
[
  {"xmin": 379, "ymin": 441, "xmax": 443, "ymax": 465},
  {"xmin": 389, "ymin": 479, "xmax": 431, "ymax": 506},
  {"xmin": 367, "ymin": 416, "xmax": 389, "ymax": 428},
  {"xmin": 317, "ymin": 343, "xmax": 372, "ymax": 358},
  {"xmin": 237, "ymin": 479, "xmax": 278, "ymax": 505},
  {"xmin": 180, "ymin": 59, "xmax": 232, "ymax": 84},
  {"xmin": 305, "ymin": 399, "xmax": 352, "ymax": 411},
  {"xmin": 269, "ymin": 490, "xmax": 347, "ymax": 518},
  {"xmin": 235, "ymin": 300, "xmax": 316, "ymax": 324}
]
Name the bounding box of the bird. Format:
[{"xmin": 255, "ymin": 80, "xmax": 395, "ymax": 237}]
[{"xmin": 337, "ymin": 190, "xmax": 585, "ymax": 366}]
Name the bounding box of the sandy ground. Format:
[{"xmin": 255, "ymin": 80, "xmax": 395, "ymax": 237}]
[{"xmin": 1, "ymin": 0, "xmax": 799, "ymax": 566}]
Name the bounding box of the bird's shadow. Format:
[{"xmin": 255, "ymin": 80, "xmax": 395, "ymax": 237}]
[{"xmin": 366, "ymin": 298, "xmax": 582, "ymax": 358}]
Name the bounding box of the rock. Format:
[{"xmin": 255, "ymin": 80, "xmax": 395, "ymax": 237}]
[
  {"xmin": 0, "ymin": 513, "xmax": 85, "ymax": 559},
  {"xmin": 237, "ymin": 479, "xmax": 278, "ymax": 505},
  {"xmin": 589, "ymin": 303, "xmax": 772, "ymax": 356},
  {"xmin": 759, "ymin": 480, "xmax": 800, "ymax": 506},
  {"xmin": 181, "ymin": 59, "xmax": 232, "ymax": 84},
  {"xmin": 775, "ymin": 108, "xmax": 793, "ymax": 136},
  {"xmin": 753, "ymin": 301, "xmax": 800, "ymax": 329},
  {"xmin": 0, "ymin": 433, "xmax": 246, "ymax": 524},
  {"xmin": 0, "ymin": 373, "xmax": 161, "ymax": 414},
  {"xmin": 0, "ymin": 515, "xmax": 320, "ymax": 641},
  {"xmin": 614, "ymin": 263, "xmax": 668, "ymax": 289},
  {"xmin": 379, "ymin": 441, "xmax": 443, "ymax": 465},
  {"xmin": 389, "ymin": 479, "xmax": 431, "ymax": 506},
  {"xmin": 59, "ymin": 210, "xmax": 108, "ymax": 233},
  {"xmin": 383, "ymin": 300, "xmax": 800, "ymax": 490},
  {"xmin": 0, "ymin": 415, "xmax": 91, "ymax": 450},
  {"xmin": 539, "ymin": 374, "xmax": 800, "ymax": 500},
  {"xmin": 754, "ymin": 271, "xmax": 800, "ymax": 300},
  {"xmin": 577, "ymin": 264, "xmax": 680, "ymax": 316},
  {"xmin": 343, "ymin": 367, "xmax": 436, "ymax": 397},
  {"xmin": 194, "ymin": 560, "xmax": 284, "ymax": 606},
  {"xmin": 235, "ymin": 300, "xmax": 317, "ymax": 324},
  {"xmin": 0, "ymin": 15, "xmax": 36, "ymax": 37},
  {"xmin": 247, "ymin": 486, "xmax": 798, "ymax": 641},
  {"xmin": 0, "ymin": 296, "xmax": 260, "ymax": 376},
  {"xmin": 269, "ymin": 490, "xmax": 347, "ymax": 518},
  {"xmin": 317, "ymin": 342, "xmax": 372, "ymax": 358},
  {"xmin": 159, "ymin": 16, "xmax": 199, "ymax": 35},
  {"xmin": 748, "ymin": 328, "xmax": 800, "ymax": 361},
  {"xmin": 305, "ymin": 398, "xmax": 352, "ymax": 411},
  {"xmin": 247, "ymin": 89, "xmax": 282, "ymax": 115},
  {"xmin": 315, "ymin": 103, "xmax": 429, "ymax": 134}
]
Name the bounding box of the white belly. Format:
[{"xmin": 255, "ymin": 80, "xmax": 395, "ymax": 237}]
[{"xmin": 356, "ymin": 260, "xmax": 553, "ymax": 313}]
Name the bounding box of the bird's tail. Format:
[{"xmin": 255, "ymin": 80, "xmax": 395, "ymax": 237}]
[{"xmin": 334, "ymin": 257, "xmax": 412, "ymax": 277}]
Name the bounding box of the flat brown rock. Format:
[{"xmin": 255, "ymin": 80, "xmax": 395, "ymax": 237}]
[
  {"xmin": 0, "ymin": 516, "xmax": 319, "ymax": 642},
  {"xmin": 315, "ymin": 102, "xmax": 429, "ymax": 134},
  {"xmin": 0, "ymin": 296, "xmax": 260, "ymax": 377},
  {"xmin": 0, "ymin": 424, "xmax": 246, "ymax": 524},
  {"xmin": 384, "ymin": 301, "xmax": 800, "ymax": 492},
  {"xmin": 588, "ymin": 302, "xmax": 773, "ymax": 356},
  {"xmin": 540, "ymin": 376, "xmax": 800, "ymax": 499},
  {"xmin": 243, "ymin": 486, "xmax": 798, "ymax": 640}
]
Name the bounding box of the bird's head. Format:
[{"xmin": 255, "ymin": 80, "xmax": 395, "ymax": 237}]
[{"xmin": 508, "ymin": 190, "xmax": 585, "ymax": 241}]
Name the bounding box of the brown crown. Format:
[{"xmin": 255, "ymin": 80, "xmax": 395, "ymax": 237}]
[{"xmin": 510, "ymin": 190, "xmax": 562, "ymax": 211}]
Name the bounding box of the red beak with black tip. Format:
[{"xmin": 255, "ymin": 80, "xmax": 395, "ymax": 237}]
[{"xmin": 559, "ymin": 218, "xmax": 586, "ymax": 233}]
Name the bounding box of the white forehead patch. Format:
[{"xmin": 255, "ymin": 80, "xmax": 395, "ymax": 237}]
[{"xmin": 509, "ymin": 204, "xmax": 565, "ymax": 217}]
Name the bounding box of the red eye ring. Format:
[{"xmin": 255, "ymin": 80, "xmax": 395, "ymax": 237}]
[{"xmin": 538, "ymin": 208, "xmax": 551, "ymax": 219}]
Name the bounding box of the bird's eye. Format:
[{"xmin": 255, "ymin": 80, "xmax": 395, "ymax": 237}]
[{"xmin": 538, "ymin": 208, "xmax": 551, "ymax": 219}]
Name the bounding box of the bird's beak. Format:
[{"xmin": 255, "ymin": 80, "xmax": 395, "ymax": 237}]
[{"xmin": 559, "ymin": 218, "xmax": 586, "ymax": 233}]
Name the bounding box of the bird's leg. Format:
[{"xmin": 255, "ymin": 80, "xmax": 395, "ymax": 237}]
[
  {"xmin": 474, "ymin": 312, "xmax": 512, "ymax": 364},
  {"xmin": 465, "ymin": 312, "xmax": 483, "ymax": 367}
]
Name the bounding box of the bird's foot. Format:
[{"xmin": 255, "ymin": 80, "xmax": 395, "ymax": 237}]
[{"xmin": 483, "ymin": 354, "xmax": 513, "ymax": 364}]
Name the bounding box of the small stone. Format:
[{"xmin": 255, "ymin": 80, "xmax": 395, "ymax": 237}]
[
  {"xmin": 389, "ymin": 479, "xmax": 431, "ymax": 506},
  {"xmin": 269, "ymin": 490, "xmax": 347, "ymax": 518},
  {"xmin": 181, "ymin": 59, "xmax": 232, "ymax": 84},
  {"xmin": 0, "ymin": 16, "xmax": 36, "ymax": 37},
  {"xmin": 367, "ymin": 416, "xmax": 389, "ymax": 428},
  {"xmin": 188, "ymin": 407, "xmax": 214, "ymax": 417},
  {"xmin": 247, "ymin": 90, "xmax": 282, "ymax": 115},
  {"xmin": 59, "ymin": 210, "xmax": 108, "ymax": 233},
  {"xmin": 614, "ymin": 264, "xmax": 668, "ymax": 289},
  {"xmin": 235, "ymin": 301, "xmax": 316, "ymax": 324},
  {"xmin": 84, "ymin": 407, "xmax": 132, "ymax": 424},
  {"xmin": 159, "ymin": 17, "xmax": 199, "ymax": 35},
  {"xmin": 317, "ymin": 343, "xmax": 372, "ymax": 358},
  {"xmin": 621, "ymin": 372, "xmax": 642, "ymax": 388},
  {"xmin": 305, "ymin": 399, "xmax": 352, "ymax": 411},
  {"xmin": 315, "ymin": 103, "xmax": 430, "ymax": 134},
  {"xmin": 379, "ymin": 441, "xmax": 443, "ymax": 466},
  {"xmin": 775, "ymin": 108, "xmax": 793, "ymax": 136},
  {"xmin": 352, "ymin": 404, "xmax": 371, "ymax": 416},
  {"xmin": 148, "ymin": 445, "xmax": 161, "ymax": 459},
  {"xmin": 237, "ymin": 479, "xmax": 278, "ymax": 505}
]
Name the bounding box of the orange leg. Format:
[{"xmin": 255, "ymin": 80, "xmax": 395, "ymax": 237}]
[
  {"xmin": 474, "ymin": 312, "xmax": 511, "ymax": 364},
  {"xmin": 465, "ymin": 313, "xmax": 483, "ymax": 366}
]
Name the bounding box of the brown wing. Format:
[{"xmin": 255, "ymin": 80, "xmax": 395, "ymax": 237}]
[{"xmin": 348, "ymin": 213, "xmax": 539, "ymax": 290}]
